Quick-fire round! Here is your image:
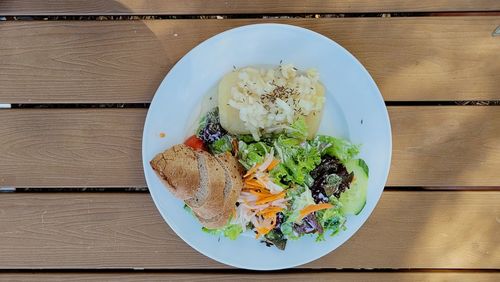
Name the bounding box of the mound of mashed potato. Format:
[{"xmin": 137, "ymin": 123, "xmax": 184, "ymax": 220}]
[{"xmin": 218, "ymin": 64, "xmax": 325, "ymax": 140}]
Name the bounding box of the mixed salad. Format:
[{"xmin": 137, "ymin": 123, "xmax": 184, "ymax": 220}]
[{"xmin": 184, "ymin": 108, "xmax": 368, "ymax": 250}]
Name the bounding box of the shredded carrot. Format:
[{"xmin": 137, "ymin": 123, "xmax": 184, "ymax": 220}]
[
  {"xmin": 261, "ymin": 211, "xmax": 280, "ymax": 219},
  {"xmin": 265, "ymin": 214, "xmax": 277, "ymax": 229},
  {"xmin": 238, "ymin": 155, "xmax": 289, "ymax": 237},
  {"xmin": 254, "ymin": 177, "xmax": 268, "ymax": 187},
  {"xmin": 298, "ymin": 203, "xmax": 333, "ymax": 220},
  {"xmin": 243, "ymin": 181, "xmax": 260, "ymax": 187},
  {"xmin": 249, "ymin": 190, "xmax": 272, "ymax": 198},
  {"xmin": 270, "ymin": 214, "xmax": 277, "ymax": 226},
  {"xmin": 267, "ymin": 159, "xmax": 280, "ymax": 171},
  {"xmin": 243, "ymin": 185, "xmax": 261, "ymax": 191},
  {"xmin": 245, "ymin": 178, "xmax": 261, "ymax": 186},
  {"xmin": 254, "ymin": 215, "xmax": 278, "ymax": 238},
  {"xmin": 249, "ymin": 177, "xmax": 266, "ymax": 189},
  {"xmin": 244, "ymin": 180, "xmax": 263, "ymax": 187},
  {"xmin": 259, "ymin": 206, "xmax": 282, "ymax": 214},
  {"xmin": 255, "ymin": 191, "xmax": 286, "ymax": 205},
  {"xmin": 242, "ymin": 187, "xmax": 263, "ymax": 193},
  {"xmin": 243, "ymin": 163, "xmax": 260, "ymax": 178},
  {"xmin": 244, "ymin": 178, "xmax": 265, "ymax": 189},
  {"xmin": 257, "ymin": 206, "xmax": 283, "ymax": 216},
  {"xmin": 255, "ymin": 227, "xmax": 271, "ymax": 238}
]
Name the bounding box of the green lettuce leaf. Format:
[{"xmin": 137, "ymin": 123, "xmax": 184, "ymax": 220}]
[
  {"xmin": 237, "ymin": 141, "xmax": 271, "ymax": 170},
  {"xmin": 264, "ymin": 230, "xmax": 287, "ymax": 250},
  {"xmin": 201, "ymin": 227, "xmax": 221, "ymax": 235},
  {"xmin": 286, "ymin": 117, "xmax": 308, "ymax": 141},
  {"xmin": 271, "ymin": 135, "xmax": 320, "ymax": 186},
  {"xmin": 237, "ymin": 134, "xmax": 255, "ymax": 143},
  {"xmin": 280, "ymin": 221, "xmax": 298, "ymax": 240},
  {"xmin": 223, "ymin": 224, "xmax": 243, "ymax": 240},
  {"xmin": 209, "ymin": 135, "xmax": 233, "ymax": 154},
  {"xmin": 315, "ymin": 197, "xmax": 347, "ymax": 239},
  {"xmin": 311, "ymin": 135, "xmax": 359, "ymax": 162},
  {"xmin": 202, "ymin": 224, "xmax": 243, "ymax": 240},
  {"xmin": 280, "ymin": 186, "xmax": 316, "ymax": 240},
  {"xmin": 269, "ymin": 163, "xmax": 292, "ymax": 184}
]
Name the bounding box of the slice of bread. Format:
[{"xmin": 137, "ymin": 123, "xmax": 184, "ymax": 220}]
[
  {"xmin": 194, "ymin": 153, "xmax": 243, "ymax": 228},
  {"xmin": 184, "ymin": 152, "xmax": 211, "ymax": 208},
  {"xmin": 188, "ymin": 150, "xmax": 226, "ymax": 218},
  {"xmin": 150, "ymin": 144, "xmax": 243, "ymax": 229},
  {"xmin": 150, "ymin": 144, "xmax": 200, "ymax": 200},
  {"xmin": 216, "ymin": 152, "xmax": 244, "ymax": 213}
]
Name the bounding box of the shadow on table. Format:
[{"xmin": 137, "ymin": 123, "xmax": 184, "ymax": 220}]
[{"xmin": 0, "ymin": 0, "xmax": 177, "ymax": 103}]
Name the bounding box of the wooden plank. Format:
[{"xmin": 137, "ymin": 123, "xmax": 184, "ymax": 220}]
[
  {"xmin": 0, "ymin": 272, "xmax": 498, "ymax": 282},
  {"xmin": 2, "ymin": 106, "xmax": 500, "ymax": 188},
  {"xmin": 1, "ymin": 106, "xmax": 500, "ymax": 188},
  {"xmin": 1, "ymin": 0, "xmax": 499, "ymax": 15},
  {"xmin": 0, "ymin": 109, "xmax": 146, "ymax": 188},
  {"xmin": 388, "ymin": 106, "xmax": 500, "ymax": 187},
  {"xmin": 1, "ymin": 17, "xmax": 499, "ymax": 103},
  {"xmin": 0, "ymin": 191, "xmax": 497, "ymax": 269}
]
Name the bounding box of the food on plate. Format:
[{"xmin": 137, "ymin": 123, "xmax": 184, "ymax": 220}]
[
  {"xmin": 218, "ymin": 65, "xmax": 325, "ymax": 140},
  {"xmin": 150, "ymin": 144, "xmax": 243, "ymax": 228},
  {"xmin": 150, "ymin": 64, "xmax": 368, "ymax": 250}
]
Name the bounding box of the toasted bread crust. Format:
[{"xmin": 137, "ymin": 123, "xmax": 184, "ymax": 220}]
[{"xmin": 150, "ymin": 144, "xmax": 200, "ymax": 200}]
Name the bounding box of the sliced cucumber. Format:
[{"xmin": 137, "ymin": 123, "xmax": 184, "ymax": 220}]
[{"xmin": 340, "ymin": 159, "xmax": 368, "ymax": 215}]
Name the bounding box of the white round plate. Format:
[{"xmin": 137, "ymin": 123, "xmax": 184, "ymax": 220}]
[{"xmin": 142, "ymin": 24, "xmax": 392, "ymax": 270}]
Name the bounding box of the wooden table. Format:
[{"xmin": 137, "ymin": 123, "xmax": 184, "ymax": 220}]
[{"xmin": 1, "ymin": 1, "xmax": 499, "ymax": 281}]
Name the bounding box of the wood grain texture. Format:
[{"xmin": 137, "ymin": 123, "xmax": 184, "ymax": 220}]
[
  {"xmin": 388, "ymin": 106, "xmax": 500, "ymax": 186},
  {"xmin": 1, "ymin": 0, "xmax": 499, "ymax": 15},
  {"xmin": 0, "ymin": 109, "xmax": 146, "ymax": 188},
  {"xmin": 2, "ymin": 106, "xmax": 500, "ymax": 188},
  {"xmin": 0, "ymin": 191, "xmax": 497, "ymax": 269},
  {"xmin": 1, "ymin": 272, "xmax": 498, "ymax": 282},
  {"xmin": 1, "ymin": 17, "xmax": 499, "ymax": 103}
]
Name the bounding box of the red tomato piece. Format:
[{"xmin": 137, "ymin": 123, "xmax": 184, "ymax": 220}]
[{"xmin": 184, "ymin": 135, "xmax": 205, "ymax": 150}]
